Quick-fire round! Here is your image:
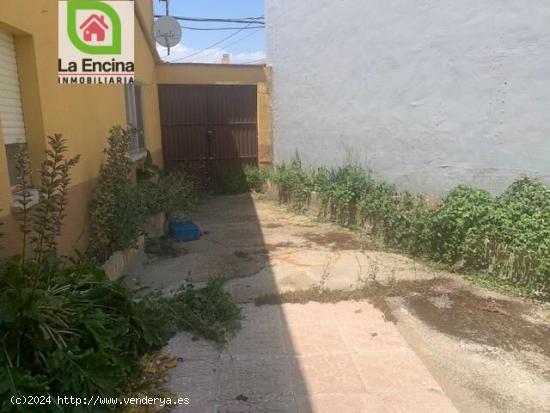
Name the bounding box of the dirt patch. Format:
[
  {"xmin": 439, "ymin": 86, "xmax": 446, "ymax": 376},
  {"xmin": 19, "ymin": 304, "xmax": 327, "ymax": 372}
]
[
  {"xmin": 406, "ymin": 289, "xmax": 550, "ymax": 358},
  {"xmin": 255, "ymin": 277, "xmax": 550, "ymax": 360},
  {"xmin": 254, "ymin": 278, "xmax": 445, "ymax": 314},
  {"xmin": 263, "ymin": 223, "xmax": 284, "ymax": 228},
  {"xmin": 368, "ymin": 296, "xmax": 398, "ymax": 323},
  {"xmin": 301, "ymin": 231, "xmax": 366, "ymax": 250},
  {"xmin": 265, "ymin": 241, "xmax": 296, "ymax": 251},
  {"xmin": 234, "ymin": 250, "xmax": 249, "ymax": 259},
  {"xmin": 247, "ymin": 247, "xmax": 270, "ymax": 256}
]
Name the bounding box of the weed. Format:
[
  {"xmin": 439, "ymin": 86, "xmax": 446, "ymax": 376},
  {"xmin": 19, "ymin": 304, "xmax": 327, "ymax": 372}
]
[
  {"xmin": 318, "ymin": 259, "xmax": 332, "ymax": 291},
  {"xmin": 246, "ymin": 158, "xmax": 550, "ymax": 297},
  {"xmin": 255, "ymin": 278, "xmax": 446, "ymax": 307},
  {"xmin": 170, "ymin": 279, "xmax": 242, "ymax": 344}
]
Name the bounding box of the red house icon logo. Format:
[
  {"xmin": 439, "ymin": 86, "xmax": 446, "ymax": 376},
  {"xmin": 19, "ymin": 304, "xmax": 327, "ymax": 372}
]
[{"xmin": 79, "ymin": 14, "xmax": 109, "ymax": 42}]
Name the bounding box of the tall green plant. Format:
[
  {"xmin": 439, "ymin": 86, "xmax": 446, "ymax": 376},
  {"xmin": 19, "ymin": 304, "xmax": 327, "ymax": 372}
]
[
  {"xmin": 13, "ymin": 145, "xmax": 33, "ymax": 260},
  {"xmin": 32, "ymin": 135, "xmax": 80, "ymax": 261},
  {"xmin": 89, "ymin": 127, "xmax": 142, "ymax": 262},
  {"xmin": 273, "ymin": 154, "xmax": 313, "ymax": 211},
  {"xmin": 12, "ymin": 137, "xmax": 79, "ymax": 263}
]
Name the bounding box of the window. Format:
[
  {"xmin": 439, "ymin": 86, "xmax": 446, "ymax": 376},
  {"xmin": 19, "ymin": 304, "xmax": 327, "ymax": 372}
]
[
  {"xmin": 124, "ymin": 83, "xmax": 146, "ymax": 155},
  {"xmin": 0, "ymin": 31, "xmax": 27, "ymax": 187}
]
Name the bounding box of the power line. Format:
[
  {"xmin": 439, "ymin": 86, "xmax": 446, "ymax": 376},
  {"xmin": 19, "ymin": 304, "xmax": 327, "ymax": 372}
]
[
  {"xmin": 180, "ymin": 25, "xmax": 265, "ymax": 31},
  {"xmin": 219, "ymin": 28, "xmax": 263, "ymax": 50},
  {"xmin": 154, "ymin": 15, "xmax": 264, "ymax": 25},
  {"xmin": 241, "ymin": 57, "xmax": 267, "ymax": 65},
  {"xmin": 169, "ymin": 23, "xmax": 257, "ymax": 63}
]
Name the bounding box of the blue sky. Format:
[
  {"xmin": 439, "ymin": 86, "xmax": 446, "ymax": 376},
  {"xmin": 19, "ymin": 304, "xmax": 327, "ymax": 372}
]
[{"xmin": 153, "ymin": 0, "xmax": 266, "ymax": 64}]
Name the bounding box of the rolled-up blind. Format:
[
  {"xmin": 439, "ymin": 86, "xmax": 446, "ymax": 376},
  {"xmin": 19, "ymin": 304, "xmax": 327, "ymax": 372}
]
[{"xmin": 0, "ymin": 31, "xmax": 26, "ymax": 145}]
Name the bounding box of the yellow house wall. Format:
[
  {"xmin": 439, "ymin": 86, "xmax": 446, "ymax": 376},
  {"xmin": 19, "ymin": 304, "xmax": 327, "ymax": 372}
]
[
  {"xmin": 0, "ymin": 1, "xmax": 272, "ymax": 257},
  {"xmin": 0, "ymin": 0, "xmax": 162, "ymax": 256}
]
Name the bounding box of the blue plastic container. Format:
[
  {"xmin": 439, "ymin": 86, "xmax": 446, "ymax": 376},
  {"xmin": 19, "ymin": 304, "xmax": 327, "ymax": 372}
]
[{"xmin": 170, "ymin": 221, "xmax": 201, "ymax": 242}]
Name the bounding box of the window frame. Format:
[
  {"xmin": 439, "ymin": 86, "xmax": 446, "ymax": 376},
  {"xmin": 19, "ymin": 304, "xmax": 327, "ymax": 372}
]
[
  {"xmin": 124, "ymin": 82, "xmax": 147, "ymax": 157},
  {"xmin": 0, "ymin": 31, "xmax": 28, "ymax": 191}
]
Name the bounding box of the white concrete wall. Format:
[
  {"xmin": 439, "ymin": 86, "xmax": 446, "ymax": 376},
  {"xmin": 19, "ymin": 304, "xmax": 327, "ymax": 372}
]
[{"xmin": 266, "ymin": 0, "xmax": 550, "ymax": 194}]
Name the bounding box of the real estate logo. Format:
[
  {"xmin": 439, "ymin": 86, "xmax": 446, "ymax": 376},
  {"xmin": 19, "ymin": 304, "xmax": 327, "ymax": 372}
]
[{"xmin": 58, "ymin": 1, "xmax": 134, "ymax": 84}]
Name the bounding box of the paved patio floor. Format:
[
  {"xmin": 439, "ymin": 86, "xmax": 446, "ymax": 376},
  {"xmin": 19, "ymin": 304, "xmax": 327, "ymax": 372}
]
[
  {"xmin": 129, "ymin": 194, "xmax": 550, "ymax": 413},
  {"xmin": 166, "ymin": 302, "xmax": 456, "ymax": 413}
]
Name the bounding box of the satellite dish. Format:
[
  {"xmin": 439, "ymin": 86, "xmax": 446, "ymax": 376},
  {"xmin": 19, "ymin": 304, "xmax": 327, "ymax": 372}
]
[{"xmin": 154, "ymin": 16, "xmax": 182, "ymax": 48}]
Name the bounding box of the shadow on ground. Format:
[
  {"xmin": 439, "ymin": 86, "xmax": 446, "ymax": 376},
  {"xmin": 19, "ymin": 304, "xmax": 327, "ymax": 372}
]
[
  {"xmin": 129, "ymin": 193, "xmax": 550, "ymax": 413},
  {"xmin": 129, "ymin": 194, "xmax": 461, "ymax": 412}
]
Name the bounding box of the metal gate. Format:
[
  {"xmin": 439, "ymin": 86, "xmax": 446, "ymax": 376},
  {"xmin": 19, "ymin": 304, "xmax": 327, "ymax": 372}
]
[{"xmin": 158, "ymin": 85, "xmax": 258, "ymax": 185}]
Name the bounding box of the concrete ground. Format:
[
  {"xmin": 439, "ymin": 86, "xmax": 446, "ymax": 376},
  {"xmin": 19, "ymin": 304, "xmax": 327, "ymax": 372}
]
[
  {"xmin": 165, "ymin": 303, "xmax": 456, "ymax": 413},
  {"xmin": 129, "ymin": 194, "xmax": 550, "ymax": 413}
]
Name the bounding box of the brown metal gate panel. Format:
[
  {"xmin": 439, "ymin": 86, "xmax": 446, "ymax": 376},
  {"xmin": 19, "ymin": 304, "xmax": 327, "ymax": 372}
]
[{"xmin": 158, "ymin": 85, "xmax": 258, "ymax": 185}]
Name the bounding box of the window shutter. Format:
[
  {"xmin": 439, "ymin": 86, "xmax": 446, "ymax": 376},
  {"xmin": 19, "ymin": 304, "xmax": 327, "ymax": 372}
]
[{"xmin": 0, "ymin": 31, "xmax": 27, "ymax": 145}]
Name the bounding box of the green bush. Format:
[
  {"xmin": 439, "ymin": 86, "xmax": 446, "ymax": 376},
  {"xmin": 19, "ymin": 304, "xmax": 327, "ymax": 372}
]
[
  {"xmin": 89, "ymin": 133, "xmax": 200, "ymax": 262},
  {"xmin": 170, "ymin": 279, "xmax": 241, "ymax": 344},
  {"xmin": 138, "ymin": 172, "xmax": 200, "ymax": 217},
  {"xmin": 271, "ymin": 154, "xmax": 314, "ymax": 211},
  {"xmin": 0, "ymin": 257, "xmax": 241, "ymax": 412},
  {"xmin": 0, "ymin": 135, "xmax": 168, "ymax": 411},
  {"xmin": 0, "ymin": 133, "xmax": 241, "ymax": 411},
  {"xmin": 381, "ymin": 193, "xmax": 436, "ymax": 257},
  {"xmin": 0, "ymin": 257, "xmax": 171, "ymax": 411},
  {"xmin": 88, "ymin": 127, "xmax": 142, "ymax": 263},
  {"xmin": 431, "ymin": 186, "xmax": 497, "ymax": 268},
  {"xmin": 243, "ymin": 165, "xmax": 265, "ymax": 193},
  {"xmin": 252, "ymin": 157, "xmax": 550, "ymax": 297},
  {"xmin": 210, "ymin": 165, "xmax": 278, "ymax": 195},
  {"xmin": 313, "ymin": 164, "xmax": 363, "ymax": 224},
  {"xmin": 492, "ymin": 178, "xmax": 550, "ymax": 287},
  {"xmin": 211, "ymin": 167, "xmax": 250, "ymax": 194},
  {"xmin": 136, "ymin": 151, "xmax": 200, "ymax": 217}
]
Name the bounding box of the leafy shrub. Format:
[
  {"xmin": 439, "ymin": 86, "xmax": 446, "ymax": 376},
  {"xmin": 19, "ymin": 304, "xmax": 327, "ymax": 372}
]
[
  {"xmin": 170, "ymin": 279, "xmax": 242, "ymax": 344},
  {"xmin": 243, "ymin": 165, "xmax": 265, "ymax": 193},
  {"xmin": 0, "ymin": 257, "xmax": 171, "ymax": 412},
  {"xmin": 209, "ymin": 165, "xmax": 276, "ymax": 195},
  {"xmin": 136, "ymin": 151, "xmax": 200, "ymax": 217},
  {"xmin": 10, "ymin": 136, "xmax": 80, "ymax": 261},
  {"xmin": 496, "ymin": 177, "xmax": 550, "ymax": 252},
  {"xmin": 431, "ymin": 186, "xmax": 497, "ymax": 268},
  {"xmin": 138, "ymin": 172, "xmax": 200, "ymax": 217},
  {"xmin": 0, "ymin": 136, "xmax": 167, "ymax": 411},
  {"xmin": 212, "ymin": 167, "xmax": 250, "ymax": 194},
  {"xmin": 271, "ymin": 154, "xmax": 314, "ymax": 211},
  {"xmin": 88, "ymin": 127, "xmax": 142, "ymax": 262},
  {"xmin": 256, "ymin": 156, "xmax": 550, "ymax": 297},
  {"xmin": 382, "ymin": 193, "xmax": 436, "ymax": 257},
  {"xmin": 491, "ymin": 178, "xmax": 550, "ymax": 288},
  {"xmin": 0, "ymin": 258, "xmax": 240, "ymax": 412},
  {"xmin": 313, "ymin": 164, "xmax": 374, "ymax": 225},
  {"xmin": 1, "ymin": 139, "xmax": 241, "ymax": 411},
  {"xmin": 89, "ymin": 132, "xmax": 201, "ymax": 262}
]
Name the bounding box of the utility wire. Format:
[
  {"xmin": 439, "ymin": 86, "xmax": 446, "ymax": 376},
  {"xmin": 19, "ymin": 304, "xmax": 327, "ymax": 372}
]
[
  {"xmin": 180, "ymin": 25, "xmax": 265, "ymax": 31},
  {"xmin": 169, "ymin": 22, "xmax": 257, "ymax": 63},
  {"xmin": 218, "ymin": 27, "xmax": 263, "ymax": 50},
  {"xmin": 241, "ymin": 57, "xmax": 267, "ymax": 65},
  {"xmin": 155, "ymin": 15, "xmax": 264, "ymax": 25}
]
